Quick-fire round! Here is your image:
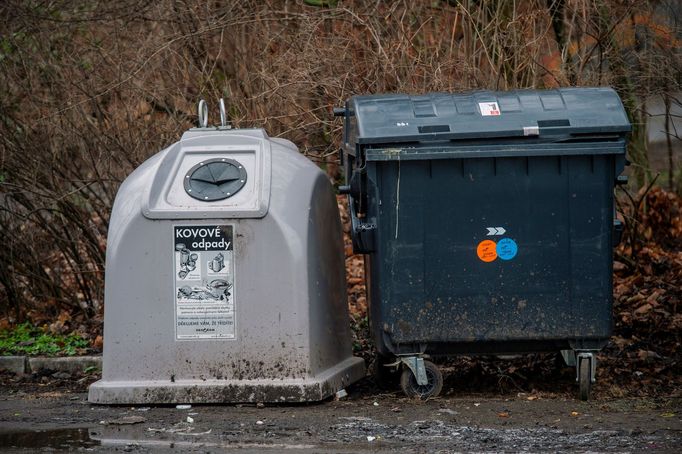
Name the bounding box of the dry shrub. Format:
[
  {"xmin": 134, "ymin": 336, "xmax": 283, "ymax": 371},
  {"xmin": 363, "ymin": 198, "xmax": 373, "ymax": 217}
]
[
  {"xmin": 0, "ymin": 0, "xmax": 679, "ymax": 335},
  {"xmin": 608, "ymin": 187, "xmax": 682, "ymax": 396}
]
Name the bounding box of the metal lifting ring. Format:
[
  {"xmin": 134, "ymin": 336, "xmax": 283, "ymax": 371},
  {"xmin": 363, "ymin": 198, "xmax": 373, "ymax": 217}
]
[
  {"xmin": 219, "ymin": 98, "xmax": 227, "ymax": 127},
  {"xmin": 197, "ymin": 99, "xmax": 209, "ymax": 128}
]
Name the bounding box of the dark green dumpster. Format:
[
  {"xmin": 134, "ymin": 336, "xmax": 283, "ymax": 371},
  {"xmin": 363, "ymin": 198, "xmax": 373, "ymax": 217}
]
[{"xmin": 335, "ymin": 88, "xmax": 630, "ymax": 400}]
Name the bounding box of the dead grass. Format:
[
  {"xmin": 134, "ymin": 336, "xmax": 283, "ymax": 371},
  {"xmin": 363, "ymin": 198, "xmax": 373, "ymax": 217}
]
[{"xmin": 0, "ymin": 0, "xmax": 679, "ymax": 338}]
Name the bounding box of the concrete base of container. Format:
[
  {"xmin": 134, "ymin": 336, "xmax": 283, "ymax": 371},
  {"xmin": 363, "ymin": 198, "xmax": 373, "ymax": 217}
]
[{"xmin": 88, "ymin": 356, "xmax": 365, "ymax": 404}]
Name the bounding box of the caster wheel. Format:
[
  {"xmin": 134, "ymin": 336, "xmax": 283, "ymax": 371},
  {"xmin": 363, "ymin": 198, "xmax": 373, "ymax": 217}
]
[
  {"xmin": 400, "ymin": 360, "xmax": 443, "ymax": 399},
  {"xmin": 578, "ymin": 356, "xmax": 592, "ymax": 401}
]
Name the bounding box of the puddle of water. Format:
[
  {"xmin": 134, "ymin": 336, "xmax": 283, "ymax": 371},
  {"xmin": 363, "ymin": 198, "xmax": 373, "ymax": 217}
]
[
  {"xmin": 0, "ymin": 427, "xmax": 100, "ymax": 450},
  {"xmin": 97, "ymin": 437, "xmax": 317, "ymax": 450},
  {"xmin": 0, "ymin": 426, "xmax": 317, "ymax": 452}
]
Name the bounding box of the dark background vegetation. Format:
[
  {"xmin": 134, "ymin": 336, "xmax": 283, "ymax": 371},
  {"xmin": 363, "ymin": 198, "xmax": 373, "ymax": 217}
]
[{"xmin": 0, "ymin": 0, "xmax": 680, "ymax": 394}]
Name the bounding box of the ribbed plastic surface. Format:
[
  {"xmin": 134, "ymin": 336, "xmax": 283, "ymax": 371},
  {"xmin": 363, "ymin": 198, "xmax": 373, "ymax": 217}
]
[{"xmin": 344, "ymin": 87, "xmax": 631, "ymax": 146}]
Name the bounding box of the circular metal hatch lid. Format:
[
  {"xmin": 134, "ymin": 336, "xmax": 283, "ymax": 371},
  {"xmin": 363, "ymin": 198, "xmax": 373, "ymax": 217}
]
[{"xmin": 184, "ymin": 158, "xmax": 247, "ymax": 201}]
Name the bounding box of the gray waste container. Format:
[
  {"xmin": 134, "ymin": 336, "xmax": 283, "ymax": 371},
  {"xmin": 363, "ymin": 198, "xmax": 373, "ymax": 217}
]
[
  {"xmin": 335, "ymin": 87, "xmax": 630, "ymax": 400},
  {"xmin": 88, "ymin": 110, "xmax": 365, "ymax": 404}
]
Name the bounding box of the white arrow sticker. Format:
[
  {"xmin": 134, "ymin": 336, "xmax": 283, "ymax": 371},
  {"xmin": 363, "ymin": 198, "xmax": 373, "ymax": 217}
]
[{"xmin": 486, "ymin": 227, "xmax": 506, "ymax": 236}]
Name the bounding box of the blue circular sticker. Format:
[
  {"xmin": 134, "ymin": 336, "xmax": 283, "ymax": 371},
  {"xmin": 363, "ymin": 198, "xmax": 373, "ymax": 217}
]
[{"xmin": 496, "ymin": 238, "xmax": 518, "ymax": 260}]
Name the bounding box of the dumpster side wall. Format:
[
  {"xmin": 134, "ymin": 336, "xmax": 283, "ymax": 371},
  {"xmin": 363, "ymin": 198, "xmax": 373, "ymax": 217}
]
[{"xmin": 366, "ymin": 153, "xmax": 618, "ymax": 356}]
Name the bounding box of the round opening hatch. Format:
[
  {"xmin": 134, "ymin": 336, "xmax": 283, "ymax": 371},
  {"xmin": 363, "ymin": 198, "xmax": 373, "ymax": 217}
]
[{"xmin": 184, "ymin": 158, "xmax": 247, "ymax": 201}]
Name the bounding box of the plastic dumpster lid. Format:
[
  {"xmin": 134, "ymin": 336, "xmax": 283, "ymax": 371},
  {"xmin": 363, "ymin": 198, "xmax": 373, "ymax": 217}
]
[{"xmin": 345, "ymin": 87, "xmax": 631, "ymax": 146}]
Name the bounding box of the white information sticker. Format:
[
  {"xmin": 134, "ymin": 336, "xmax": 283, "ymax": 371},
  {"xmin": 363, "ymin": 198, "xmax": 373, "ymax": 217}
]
[
  {"xmin": 479, "ymin": 102, "xmax": 501, "ymax": 116},
  {"xmin": 174, "ymin": 225, "xmax": 235, "ymax": 340}
]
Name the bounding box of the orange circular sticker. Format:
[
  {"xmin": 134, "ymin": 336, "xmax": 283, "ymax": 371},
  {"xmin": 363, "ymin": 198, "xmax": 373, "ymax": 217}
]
[{"xmin": 477, "ymin": 240, "xmax": 498, "ymax": 262}]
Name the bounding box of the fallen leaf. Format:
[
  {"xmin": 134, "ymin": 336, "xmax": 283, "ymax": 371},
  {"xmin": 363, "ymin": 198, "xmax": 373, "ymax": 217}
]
[
  {"xmin": 634, "ymin": 303, "xmax": 653, "ymax": 315},
  {"xmin": 498, "ymin": 412, "xmax": 509, "ymax": 418}
]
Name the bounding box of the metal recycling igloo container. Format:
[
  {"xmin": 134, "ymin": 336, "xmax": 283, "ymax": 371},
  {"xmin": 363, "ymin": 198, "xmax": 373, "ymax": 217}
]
[{"xmin": 88, "ymin": 126, "xmax": 365, "ymax": 404}]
